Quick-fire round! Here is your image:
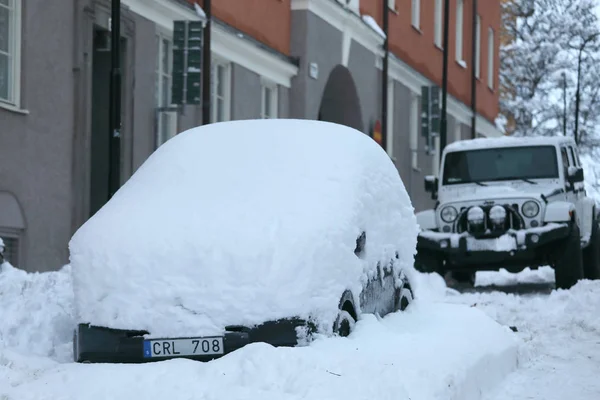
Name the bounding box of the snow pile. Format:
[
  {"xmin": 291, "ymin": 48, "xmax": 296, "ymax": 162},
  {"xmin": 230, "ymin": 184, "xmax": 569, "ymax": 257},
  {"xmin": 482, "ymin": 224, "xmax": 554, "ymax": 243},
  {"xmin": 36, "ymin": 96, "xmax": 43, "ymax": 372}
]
[
  {"xmin": 446, "ymin": 276, "xmax": 600, "ymax": 400},
  {"xmin": 69, "ymin": 119, "xmax": 418, "ymax": 338},
  {"xmin": 0, "ymin": 263, "xmax": 74, "ymax": 362},
  {"xmin": 0, "ymin": 300, "xmax": 518, "ymax": 400}
]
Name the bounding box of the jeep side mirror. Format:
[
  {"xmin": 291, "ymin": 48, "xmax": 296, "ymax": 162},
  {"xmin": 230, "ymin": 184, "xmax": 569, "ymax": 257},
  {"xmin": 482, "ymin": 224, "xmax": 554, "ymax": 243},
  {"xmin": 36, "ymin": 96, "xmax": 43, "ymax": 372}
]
[
  {"xmin": 424, "ymin": 175, "xmax": 438, "ymax": 199},
  {"xmin": 567, "ymin": 166, "xmax": 584, "ymax": 183}
]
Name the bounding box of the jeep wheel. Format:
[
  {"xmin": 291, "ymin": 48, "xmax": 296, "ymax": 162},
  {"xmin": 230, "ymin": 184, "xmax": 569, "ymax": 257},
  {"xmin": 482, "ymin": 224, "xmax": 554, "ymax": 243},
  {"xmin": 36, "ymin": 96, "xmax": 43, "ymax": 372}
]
[
  {"xmin": 414, "ymin": 251, "xmax": 443, "ymax": 274},
  {"xmin": 583, "ymin": 220, "xmax": 600, "ymax": 280},
  {"xmin": 333, "ymin": 310, "xmax": 356, "ymax": 337},
  {"xmin": 554, "ymin": 223, "xmax": 584, "ymax": 290}
]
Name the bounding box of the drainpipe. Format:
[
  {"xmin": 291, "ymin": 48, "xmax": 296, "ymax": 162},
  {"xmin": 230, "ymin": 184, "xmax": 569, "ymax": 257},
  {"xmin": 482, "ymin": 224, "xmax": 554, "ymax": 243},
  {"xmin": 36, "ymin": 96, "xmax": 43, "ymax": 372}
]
[
  {"xmin": 202, "ymin": 0, "xmax": 212, "ymax": 125},
  {"xmin": 381, "ymin": 0, "xmax": 389, "ymax": 150},
  {"xmin": 440, "ymin": 0, "xmax": 450, "ymax": 164},
  {"xmin": 108, "ymin": 0, "xmax": 122, "ymax": 199},
  {"xmin": 470, "ymin": 0, "xmax": 477, "ymax": 139}
]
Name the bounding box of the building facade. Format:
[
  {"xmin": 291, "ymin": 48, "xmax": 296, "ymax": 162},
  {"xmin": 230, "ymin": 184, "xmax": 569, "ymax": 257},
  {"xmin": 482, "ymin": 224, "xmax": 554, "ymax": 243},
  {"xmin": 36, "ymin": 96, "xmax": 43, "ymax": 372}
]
[{"xmin": 0, "ymin": 0, "xmax": 501, "ymax": 272}]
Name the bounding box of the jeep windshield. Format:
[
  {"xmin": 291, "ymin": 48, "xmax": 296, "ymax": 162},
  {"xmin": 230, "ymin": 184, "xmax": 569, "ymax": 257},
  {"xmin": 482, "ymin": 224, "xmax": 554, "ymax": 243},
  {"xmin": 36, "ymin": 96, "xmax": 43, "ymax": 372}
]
[{"xmin": 442, "ymin": 145, "xmax": 559, "ymax": 185}]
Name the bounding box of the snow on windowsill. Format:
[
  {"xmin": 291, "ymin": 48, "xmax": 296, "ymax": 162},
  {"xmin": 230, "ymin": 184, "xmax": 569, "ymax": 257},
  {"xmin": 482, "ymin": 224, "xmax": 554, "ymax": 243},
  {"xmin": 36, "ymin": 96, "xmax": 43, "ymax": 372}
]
[
  {"xmin": 362, "ymin": 15, "xmax": 386, "ymax": 39},
  {"xmin": 456, "ymin": 60, "xmax": 468, "ymax": 69}
]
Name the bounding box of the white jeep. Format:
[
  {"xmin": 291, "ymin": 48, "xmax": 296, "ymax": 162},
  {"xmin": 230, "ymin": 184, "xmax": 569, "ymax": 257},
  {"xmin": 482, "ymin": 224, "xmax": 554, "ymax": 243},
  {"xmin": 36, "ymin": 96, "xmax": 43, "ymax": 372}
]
[{"xmin": 415, "ymin": 136, "xmax": 600, "ymax": 289}]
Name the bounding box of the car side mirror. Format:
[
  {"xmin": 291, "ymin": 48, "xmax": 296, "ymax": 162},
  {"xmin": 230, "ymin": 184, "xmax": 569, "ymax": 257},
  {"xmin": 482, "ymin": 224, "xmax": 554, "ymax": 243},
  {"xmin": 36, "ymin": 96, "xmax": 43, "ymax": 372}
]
[
  {"xmin": 567, "ymin": 166, "xmax": 584, "ymax": 183},
  {"xmin": 424, "ymin": 175, "xmax": 438, "ymax": 200}
]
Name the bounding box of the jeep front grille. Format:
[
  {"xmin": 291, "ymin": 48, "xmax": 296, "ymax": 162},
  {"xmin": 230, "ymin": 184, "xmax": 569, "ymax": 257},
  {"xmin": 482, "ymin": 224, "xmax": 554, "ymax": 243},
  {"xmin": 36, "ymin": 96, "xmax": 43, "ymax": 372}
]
[{"xmin": 455, "ymin": 204, "xmax": 525, "ymax": 236}]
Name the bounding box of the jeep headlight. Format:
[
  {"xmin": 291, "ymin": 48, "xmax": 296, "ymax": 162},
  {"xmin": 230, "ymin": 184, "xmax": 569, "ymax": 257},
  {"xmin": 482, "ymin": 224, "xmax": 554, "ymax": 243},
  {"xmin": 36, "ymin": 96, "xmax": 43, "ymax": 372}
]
[
  {"xmin": 522, "ymin": 201, "xmax": 540, "ymax": 218},
  {"xmin": 440, "ymin": 206, "xmax": 458, "ymax": 223}
]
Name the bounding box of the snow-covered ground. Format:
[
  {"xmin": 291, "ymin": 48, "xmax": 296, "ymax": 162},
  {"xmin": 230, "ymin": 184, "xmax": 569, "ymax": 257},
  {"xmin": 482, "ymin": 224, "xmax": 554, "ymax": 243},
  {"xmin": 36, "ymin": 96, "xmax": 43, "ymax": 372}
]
[
  {"xmin": 0, "ymin": 262, "xmax": 519, "ymax": 400},
  {"xmin": 449, "ymin": 268, "xmax": 600, "ymax": 400}
]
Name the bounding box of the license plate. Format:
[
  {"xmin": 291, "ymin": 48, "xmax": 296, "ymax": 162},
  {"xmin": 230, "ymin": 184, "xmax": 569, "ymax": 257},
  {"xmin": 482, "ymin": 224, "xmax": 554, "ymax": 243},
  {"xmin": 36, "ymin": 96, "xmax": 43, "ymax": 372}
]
[{"xmin": 143, "ymin": 336, "xmax": 224, "ymax": 358}]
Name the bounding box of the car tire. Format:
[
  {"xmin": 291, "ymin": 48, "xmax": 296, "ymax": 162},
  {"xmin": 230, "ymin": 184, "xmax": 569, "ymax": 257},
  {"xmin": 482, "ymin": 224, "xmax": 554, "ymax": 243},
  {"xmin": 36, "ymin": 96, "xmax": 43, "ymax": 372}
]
[
  {"xmin": 333, "ymin": 310, "xmax": 356, "ymax": 337},
  {"xmin": 394, "ymin": 284, "xmax": 414, "ymax": 312},
  {"xmin": 554, "ymin": 223, "xmax": 585, "ymax": 290},
  {"xmin": 582, "ymin": 220, "xmax": 600, "ymax": 280},
  {"xmin": 448, "ymin": 271, "xmax": 476, "ymax": 287}
]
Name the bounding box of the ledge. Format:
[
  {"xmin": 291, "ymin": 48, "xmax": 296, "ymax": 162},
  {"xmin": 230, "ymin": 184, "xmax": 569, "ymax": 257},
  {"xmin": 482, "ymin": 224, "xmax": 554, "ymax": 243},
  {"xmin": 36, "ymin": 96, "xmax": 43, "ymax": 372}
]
[{"xmin": 0, "ymin": 102, "xmax": 29, "ymax": 115}]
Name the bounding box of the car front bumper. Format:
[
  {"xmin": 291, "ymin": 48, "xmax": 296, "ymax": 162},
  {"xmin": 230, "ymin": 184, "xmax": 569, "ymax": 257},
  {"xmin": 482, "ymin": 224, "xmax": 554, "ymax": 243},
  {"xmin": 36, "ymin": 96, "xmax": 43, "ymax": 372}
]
[
  {"xmin": 74, "ymin": 318, "xmax": 315, "ymax": 364},
  {"xmin": 417, "ymin": 222, "xmax": 571, "ymax": 268}
]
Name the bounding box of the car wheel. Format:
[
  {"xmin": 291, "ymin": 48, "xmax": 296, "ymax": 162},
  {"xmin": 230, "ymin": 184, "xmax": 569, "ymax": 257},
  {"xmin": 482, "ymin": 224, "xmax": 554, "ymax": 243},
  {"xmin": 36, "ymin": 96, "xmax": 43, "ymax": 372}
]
[
  {"xmin": 414, "ymin": 251, "xmax": 443, "ymax": 275},
  {"xmin": 447, "ymin": 271, "xmax": 476, "ymax": 287},
  {"xmin": 554, "ymin": 223, "xmax": 584, "ymax": 290},
  {"xmin": 333, "ymin": 310, "xmax": 356, "ymax": 337},
  {"xmin": 583, "ymin": 220, "xmax": 600, "ymax": 280},
  {"xmin": 394, "ymin": 284, "xmax": 414, "ymax": 312}
]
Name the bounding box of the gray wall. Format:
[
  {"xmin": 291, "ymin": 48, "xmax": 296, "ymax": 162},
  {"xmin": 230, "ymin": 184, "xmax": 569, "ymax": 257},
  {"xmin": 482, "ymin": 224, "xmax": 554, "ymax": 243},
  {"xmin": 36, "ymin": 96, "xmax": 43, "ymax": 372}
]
[
  {"xmin": 290, "ymin": 10, "xmax": 343, "ymax": 122},
  {"xmin": 0, "ymin": 0, "xmax": 75, "ymax": 271}
]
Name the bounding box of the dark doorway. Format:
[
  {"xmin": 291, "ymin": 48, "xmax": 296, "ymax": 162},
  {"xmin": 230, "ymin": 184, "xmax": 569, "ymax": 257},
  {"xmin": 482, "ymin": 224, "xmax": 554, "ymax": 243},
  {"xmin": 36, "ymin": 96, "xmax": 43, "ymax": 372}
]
[
  {"xmin": 89, "ymin": 26, "xmax": 124, "ymax": 217},
  {"xmin": 318, "ymin": 65, "xmax": 364, "ymax": 132}
]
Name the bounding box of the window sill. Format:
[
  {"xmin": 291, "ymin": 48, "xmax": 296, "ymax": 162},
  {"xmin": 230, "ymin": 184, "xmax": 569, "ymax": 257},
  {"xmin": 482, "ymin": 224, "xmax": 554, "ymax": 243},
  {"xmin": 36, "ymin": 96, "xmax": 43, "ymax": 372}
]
[
  {"xmin": 411, "ymin": 25, "xmax": 422, "ymax": 34},
  {"xmin": 0, "ymin": 101, "xmax": 29, "ymax": 115},
  {"xmin": 435, "ymin": 43, "xmax": 443, "ymax": 52},
  {"xmin": 412, "ymin": 166, "xmax": 422, "ymax": 173},
  {"xmin": 456, "ymin": 60, "xmax": 467, "ymax": 69}
]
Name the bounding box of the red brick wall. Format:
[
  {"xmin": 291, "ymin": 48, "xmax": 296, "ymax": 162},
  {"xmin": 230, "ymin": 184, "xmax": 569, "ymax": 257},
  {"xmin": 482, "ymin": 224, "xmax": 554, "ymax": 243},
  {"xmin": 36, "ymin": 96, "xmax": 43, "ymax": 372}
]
[
  {"xmin": 360, "ymin": 0, "xmax": 501, "ymax": 123},
  {"xmin": 192, "ymin": 0, "xmax": 291, "ymax": 55}
]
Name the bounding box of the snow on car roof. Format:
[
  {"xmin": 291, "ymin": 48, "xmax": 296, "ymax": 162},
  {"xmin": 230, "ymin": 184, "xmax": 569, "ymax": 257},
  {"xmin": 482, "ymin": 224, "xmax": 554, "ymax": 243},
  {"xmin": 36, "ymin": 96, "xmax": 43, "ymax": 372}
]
[
  {"xmin": 445, "ymin": 135, "xmax": 576, "ymax": 153},
  {"xmin": 69, "ymin": 119, "xmax": 418, "ymax": 338}
]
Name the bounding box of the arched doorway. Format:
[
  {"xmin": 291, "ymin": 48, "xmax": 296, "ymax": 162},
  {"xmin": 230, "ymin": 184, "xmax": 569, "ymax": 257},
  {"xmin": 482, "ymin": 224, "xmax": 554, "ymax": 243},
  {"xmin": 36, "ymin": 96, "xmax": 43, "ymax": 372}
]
[{"xmin": 317, "ymin": 65, "xmax": 364, "ymax": 132}]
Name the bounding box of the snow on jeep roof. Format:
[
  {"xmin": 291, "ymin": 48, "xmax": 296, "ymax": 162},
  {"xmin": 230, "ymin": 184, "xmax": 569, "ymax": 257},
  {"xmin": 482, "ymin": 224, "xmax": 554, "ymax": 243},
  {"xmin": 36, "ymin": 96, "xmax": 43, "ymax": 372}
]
[
  {"xmin": 445, "ymin": 135, "xmax": 575, "ymax": 153},
  {"xmin": 68, "ymin": 119, "xmax": 418, "ymax": 338}
]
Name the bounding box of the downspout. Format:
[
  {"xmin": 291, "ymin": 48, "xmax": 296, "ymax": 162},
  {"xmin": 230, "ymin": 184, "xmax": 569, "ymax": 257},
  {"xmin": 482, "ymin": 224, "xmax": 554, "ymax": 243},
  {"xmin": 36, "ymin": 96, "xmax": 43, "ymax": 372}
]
[
  {"xmin": 470, "ymin": 0, "xmax": 478, "ymax": 139},
  {"xmin": 381, "ymin": 0, "xmax": 389, "ymax": 150},
  {"xmin": 202, "ymin": 0, "xmax": 212, "ymax": 125}
]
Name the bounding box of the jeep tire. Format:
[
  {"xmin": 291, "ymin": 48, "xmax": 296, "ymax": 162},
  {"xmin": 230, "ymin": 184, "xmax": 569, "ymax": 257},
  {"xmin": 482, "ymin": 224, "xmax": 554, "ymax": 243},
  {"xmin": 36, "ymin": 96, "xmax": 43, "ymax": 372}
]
[
  {"xmin": 414, "ymin": 251, "xmax": 443, "ymax": 274},
  {"xmin": 448, "ymin": 271, "xmax": 476, "ymax": 287},
  {"xmin": 583, "ymin": 220, "xmax": 600, "ymax": 280},
  {"xmin": 554, "ymin": 223, "xmax": 584, "ymax": 290}
]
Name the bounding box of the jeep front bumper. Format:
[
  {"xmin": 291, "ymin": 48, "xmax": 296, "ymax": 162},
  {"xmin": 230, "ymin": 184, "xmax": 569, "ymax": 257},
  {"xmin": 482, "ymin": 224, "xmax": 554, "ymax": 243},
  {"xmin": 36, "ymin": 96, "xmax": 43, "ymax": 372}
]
[{"xmin": 417, "ymin": 222, "xmax": 570, "ymax": 268}]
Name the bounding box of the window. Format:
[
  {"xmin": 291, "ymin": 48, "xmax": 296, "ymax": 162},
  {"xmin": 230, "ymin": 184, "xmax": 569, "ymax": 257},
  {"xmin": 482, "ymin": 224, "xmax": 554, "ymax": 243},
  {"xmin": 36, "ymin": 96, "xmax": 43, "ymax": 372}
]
[
  {"xmin": 410, "ymin": 94, "xmax": 419, "ymax": 169},
  {"xmin": 388, "ymin": 0, "xmax": 397, "ymax": 11},
  {"xmin": 434, "ymin": 0, "xmax": 443, "ymax": 47},
  {"xmin": 455, "ymin": 0, "xmax": 464, "ymax": 62},
  {"xmin": 475, "ymin": 15, "xmax": 481, "ymax": 78},
  {"xmin": 0, "ymin": 0, "xmax": 21, "ymax": 105},
  {"xmin": 442, "ymin": 146, "xmax": 559, "ymax": 185},
  {"xmin": 212, "ymin": 61, "xmax": 231, "ymax": 123},
  {"xmin": 487, "ymin": 27, "xmax": 495, "ymax": 89},
  {"xmin": 411, "ymin": 0, "xmax": 420, "ymax": 29},
  {"xmin": 386, "ymin": 80, "xmax": 394, "ymax": 158},
  {"xmin": 155, "ymin": 35, "xmax": 177, "ymax": 146},
  {"xmin": 261, "ymin": 81, "xmax": 278, "ymax": 119},
  {"xmin": 0, "ymin": 235, "xmax": 19, "ymax": 266}
]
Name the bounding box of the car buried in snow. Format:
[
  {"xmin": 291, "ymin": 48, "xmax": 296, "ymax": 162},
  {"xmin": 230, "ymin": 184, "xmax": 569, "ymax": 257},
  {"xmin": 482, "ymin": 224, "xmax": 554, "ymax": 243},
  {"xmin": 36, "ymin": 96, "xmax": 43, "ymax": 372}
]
[
  {"xmin": 70, "ymin": 119, "xmax": 418, "ymax": 364},
  {"xmin": 415, "ymin": 135, "xmax": 600, "ymax": 289}
]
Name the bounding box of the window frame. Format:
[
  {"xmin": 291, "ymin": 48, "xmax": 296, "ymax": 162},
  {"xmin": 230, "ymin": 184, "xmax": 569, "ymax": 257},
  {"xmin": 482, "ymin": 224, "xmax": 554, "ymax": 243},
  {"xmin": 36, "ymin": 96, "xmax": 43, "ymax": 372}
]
[
  {"xmin": 260, "ymin": 79, "xmax": 278, "ymax": 119},
  {"xmin": 487, "ymin": 27, "xmax": 495, "ymax": 89},
  {"xmin": 411, "ymin": 0, "xmax": 421, "ymax": 30},
  {"xmin": 0, "ymin": 0, "xmax": 22, "ymax": 107},
  {"xmin": 434, "ymin": 0, "xmax": 443, "ymax": 47},
  {"xmin": 475, "ymin": 15, "xmax": 481, "ymax": 79},
  {"xmin": 211, "ymin": 59, "xmax": 231, "ymax": 123},
  {"xmin": 455, "ymin": 0, "xmax": 464, "ymax": 62},
  {"xmin": 155, "ymin": 32, "xmax": 177, "ymax": 147},
  {"xmin": 410, "ymin": 93, "xmax": 419, "ymax": 170}
]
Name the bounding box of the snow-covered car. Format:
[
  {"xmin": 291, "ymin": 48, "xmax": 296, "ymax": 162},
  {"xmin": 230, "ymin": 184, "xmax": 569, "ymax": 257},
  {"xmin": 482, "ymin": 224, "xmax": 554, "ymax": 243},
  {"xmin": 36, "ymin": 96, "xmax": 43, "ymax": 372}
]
[
  {"xmin": 70, "ymin": 119, "xmax": 418, "ymax": 363},
  {"xmin": 415, "ymin": 136, "xmax": 600, "ymax": 289}
]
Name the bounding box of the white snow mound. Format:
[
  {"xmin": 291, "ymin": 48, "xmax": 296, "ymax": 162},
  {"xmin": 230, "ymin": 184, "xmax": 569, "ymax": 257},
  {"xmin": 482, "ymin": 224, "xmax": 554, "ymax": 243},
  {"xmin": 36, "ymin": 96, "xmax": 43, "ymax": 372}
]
[
  {"xmin": 0, "ymin": 301, "xmax": 519, "ymax": 400},
  {"xmin": 69, "ymin": 119, "xmax": 418, "ymax": 338}
]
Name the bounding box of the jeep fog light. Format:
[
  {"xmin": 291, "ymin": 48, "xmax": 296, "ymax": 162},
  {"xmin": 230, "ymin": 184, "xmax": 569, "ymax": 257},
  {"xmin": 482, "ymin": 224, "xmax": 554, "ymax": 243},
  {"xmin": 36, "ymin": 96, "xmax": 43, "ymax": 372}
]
[
  {"xmin": 440, "ymin": 240, "xmax": 449, "ymax": 249},
  {"xmin": 531, "ymin": 234, "xmax": 540, "ymax": 244},
  {"xmin": 467, "ymin": 206, "xmax": 485, "ymax": 225},
  {"xmin": 489, "ymin": 205, "xmax": 506, "ymax": 225},
  {"xmin": 522, "ymin": 201, "xmax": 540, "ymax": 218}
]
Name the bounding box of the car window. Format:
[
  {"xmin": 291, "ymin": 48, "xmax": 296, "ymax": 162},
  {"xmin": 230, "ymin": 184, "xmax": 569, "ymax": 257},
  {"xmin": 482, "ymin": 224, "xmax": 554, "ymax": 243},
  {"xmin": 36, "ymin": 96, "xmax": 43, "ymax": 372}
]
[
  {"xmin": 569, "ymin": 146, "xmax": 580, "ymax": 167},
  {"xmin": 561, "ymin": 147, "xmax": 571, "ymax": 167}
]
